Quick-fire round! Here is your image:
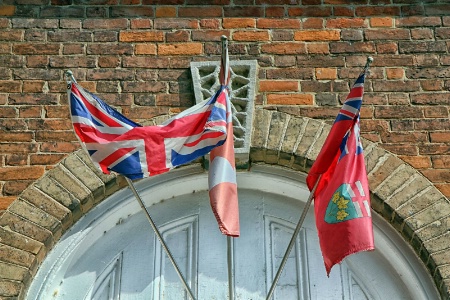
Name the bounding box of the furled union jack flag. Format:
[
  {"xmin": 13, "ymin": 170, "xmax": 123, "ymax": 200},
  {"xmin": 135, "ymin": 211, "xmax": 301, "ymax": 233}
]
[{"xmin": 69, "ymin": 81, "xmax": 229, "ymax": 180}]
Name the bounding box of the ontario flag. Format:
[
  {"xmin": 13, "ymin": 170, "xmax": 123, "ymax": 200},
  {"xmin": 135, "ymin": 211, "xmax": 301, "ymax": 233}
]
[
  {"xmin": 208, "ymin": 38, "xmax": 240, "ymax": 237},
  {"xmin": 69, "ymin": 80, "xmax": 229, "ymax": 180},
  {"xmin": 306, "ymin": 73, "xmax": 374, "ymax": 275}
]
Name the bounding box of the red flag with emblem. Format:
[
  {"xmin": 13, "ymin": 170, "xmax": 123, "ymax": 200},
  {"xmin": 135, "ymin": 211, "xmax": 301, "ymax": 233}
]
[{"xmin": 306, "ymin": 73, "xmax": 374, "ymax": 275}]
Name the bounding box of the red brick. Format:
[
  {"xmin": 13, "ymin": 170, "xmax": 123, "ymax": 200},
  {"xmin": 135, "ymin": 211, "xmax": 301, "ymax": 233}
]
[
  {"xmin": 135, "ymin": 44, "xmax": 157, "ymax": 55},
  {"xmin": 154, "ymin": 19, "xmax": 199, "ymax": 30},
  {"xmin": 0, "ymin": 107, "xmax": 17, "ymax": 118},
  {"xmin": 376, "ymin": 42, "xmax": 398, "ymax": 54},
  {"xmin": 382, "ymin": 144, "xmax": 418, "ymax": 156},
  {"xmin": 399, "ymin": 155, "xmax": 432, "ymax": 169},
  {"xmin": 158, "ymin": 43, "xmax": 203, "ymax": 55},
  {"xmin": 155, "ymin": 6, "xmax": 176, "ymax": 18},
  {"xmin": 411, "ymin": 93, "xmax": 449, "ymax": 105},
  {"xmin": 0, "ymin": 196, "xmax": 16, "ymax": 210},
  {"xmin": 302, "ymin": 18, "xmax": 324, "ymax": 29},
  {"xmin": 30, "ymin": 154, "xmax": 66, "ymax": 165},
  {"xmin": 430, "ymin": 132, "xmax": 450, "ymax": 143},
  {"xmin": 0, "ymin": 166, "xmax": 45, "ymax": 180},
  {"xmin": 315, "ymin": 68, "xmax": 337, "ymax": 80},
  {"xmin": 267, "ymin": 93, "xmax": 313, "ymax": 105},
  {"xmin": 98, "ymin": 56, "xmax": 121, "ymax": 68},
  {"xmin": 27, "ymin": 119, "xmax": 72, "ymax": 131},
  {"xmin": 432, "ymin": 156, "xmax": 450, "ymax": 169},
  {"xmin": 294, "ymin": 30, "xmax": 339, "ymax": 41},
  {"xmin": 261, "ymin": 42, "xmax": 306, "ymax": 54},
  {"xmin": 0, "ymin": 6, "xmax": 15, "ymax": 16},
  {"xmin": 326, "ymin": 18, "xmax": 366, "ymax": 28},
  {"xmin": 355, "ymin": 6, "xmax": 401, "ymax": 17},
  {"xmin": 119, "ymin": 31, "xmax": 164, "ymax": 42},
  {"xmin": 223, "ymin": 18, "xmax": 255, "ymax": 29},
  {"xmin": 259, "ymin": 80, "xmax": 298, "ymax": 92},
  {"xmin": 435, "ymin": 183, "xmax": 450, "ymax": 198},
  {"xmin": 35, "ymin": 131, "xmax": 77, "ymax": 142},
  {"xmin": 419, "ymin": 144, "xmax": 450, "ymax": 155},
  {"xmin": 386, "ymin": 68, "xmax": 404, "ymax": 80},
  {"xmin": 365, "ymin": 29, "xmax": 410, "ymax": 40},
  {"xmin": 232, "ymin": 31, "xmax": 270, "ymax": 41},
  {"xmin": 3, "ymin": 181, "xmax": 33, "ymax": 196},
  {"xmin": 179, "ymin": 7, "xmax": 222, "ymax": 18},
  {"xmin": 370, "ymin": 17, "xmax": 393, "ymax": 27},
  {"xmin": 0, "ymin": 30, "xmax": 23, "ymax": 41},
  {"xmin": 192, "ymin": 30, "xmax": 230, "ymax": 41},
  {"xmin": 375, "ymin": 106, "xmax": 423, "ymax": 119},
  {"xmin": 130, "ymin": 19, "xmax": 152, "ymax": 29},
  {"xmin": 23, "ymin": 81, "xmax": 45, "ymax": 93},
  {"xmin": 0, "ymin": 81, "xmax": 21, "ymax": 92},
  {"xmin": 0, "ymin": 132, "xmax": 33, "ymax": 142},
  {"xmin": 40, "ymin": 142, "xmax": 80, "ymax": 153},
  {"xmin": 307, "ymin": 43, "xmax": 330, "ymax": 54},
  {"xmin": 83, "ymin": 19, "xmax": 128, "ymax": 29},
  {"xmin": 200, "ymin": 19, "xmax": 220, "ymax": 29},
  {"xmin": 13, "ymin": 43, "xmax": 60, "ymax": 55},
  {"xmin": 257, "ymin": 18, "xmax": 300, "ymax": 29},
  {"xmin": 420, "ymin": 80, "xmax": 442, "ymax": 91},
  {"xmin": 421, "ymin": 169, "xmax": 450, "ymax": 182},
  {"xmin": 424, "ymin": 107, "xmax": 448, "ymax": 118},
  {"xmin": 396, "ymin": 16, "xmax": 441, "ymax": 27}
]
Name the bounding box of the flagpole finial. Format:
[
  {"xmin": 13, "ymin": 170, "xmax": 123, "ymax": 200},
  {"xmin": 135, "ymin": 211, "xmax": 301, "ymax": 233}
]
[
  {"xmin": 65, "ymin": 70, "xmax": 77, "ymax": 84},
  {"xmin": 362, "ymin": 57, "xmax": 373, "ymax": 75}
]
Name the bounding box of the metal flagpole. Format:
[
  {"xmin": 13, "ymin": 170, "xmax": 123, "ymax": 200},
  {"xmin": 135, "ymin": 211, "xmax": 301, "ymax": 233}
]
[
  {"xmin": 220, "ymin": 35, "xmax": 236, "ymax": 300},
  {"xmin": 66, "ymin": 70, "xmax": 196, "ymax": 299},
  {"xmin": 126, "ymin": 178, "xmax": 197, "ymax": 300},
  {"xmin": 227, "ymin": 236, "xmax": 235, "ymax": 300},
  {"xmin": 265, "ymin": 175, "xmax": 321, "ymax": 300}
]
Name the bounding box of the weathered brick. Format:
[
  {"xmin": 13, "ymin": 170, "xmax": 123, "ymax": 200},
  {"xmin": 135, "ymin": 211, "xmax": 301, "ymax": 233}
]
[
  {"xmin": 267, "ymin": 93, "xmax": 313, "ymax": 105},
  {"xmin": 50, "ymin": 56, "xmax": 96, "ymax": 68},
  {"xmin": 0, "ymin": 5, "xmax": 15, "ymax": 16},
  {"xmin": 87, "ymin": 43, "xmax": 133, "ymax": 55},
  {"xmin": 166, "ymin": 30, "xmax": 190, "ymax": 42},
  {"xmin": 327, "ymin": 18, "xmax": 366, "ymax": 28},
  {"xmin": 330, "ymin": 41, "xmax": 376, "ymax": 53},
  {"xmin": 0, "ymin": 261, "xmax": 29, "ymax": 281},
  {"xmin": 257, "ymin": 18, "xmax": 300, "ymax": 29},
  {"xmin": 259, "ymin": 80, "xmax": 298, "ymax": 92},
  {"xmin": 294, "ymin": 30, "xmax": 339, "ymax": 41},
  {"xmin": 155, "ymin": 6, "xmax": 176, "ymax": 18},
  {"xmin": 83, "ymin": 19, "xmax": 127, "ymax": 30},
  {"xmin": 0, "ymin": 278, "xmax": 22, "ymax": 297},
  {"xmin": 192, "ymin": 30, "xmax": 229, "ymax": 41},
  {"xmin": 179, "ymin": 7, "xmax": 222, "ymax": 17},
  {"xmin": 0, "ymin": 166, "xmax": 45, "ymax": 181},
  {"xmin": 261, "ymin": 42, "xmax": 306, "ymax": 54},
  {"xmin": 223, "ymin": 18, "xmax": 255, "ymax": 29},
  {"xmin": 154, "ymin": 19, "xmax": 199, "ymax": 30},
  {"xmin": 400, "ymin": 41, "xmax": 447, "ymax": 53},
  {"xmin": 0, "ymin": 212, "xmax": 52, "ymax": 246},
  {"xmin": 411, "ymin": 93, "xmax": 450, "ymax": 105},
  {"xmin": 8, "ymin": 198, "xmax": 61, "ymax": 234},
  {"xmin": 266, "ymin": 68, "xmax": 314, "ymax": 80},
  {"xmin": 370, "ymin": 17, "xmax": 393, "ymax": 27},
  {"xmin": 158, "ymin": 43, "xmax": 203, "ymax": 55},
  {"xmin": 315, "ymin": 67, "xmax": 337, "ymax": 80},
  {"xmin": 224, "ymin": 6, "xmax": 264, "ymax": 17},
  {"xmin": 233, "ymin": 30, "xmax": 270, "ymax": 41},
  {"xmin": 119, "ymin": 30, "xmax": 164, "ymax": 42}
]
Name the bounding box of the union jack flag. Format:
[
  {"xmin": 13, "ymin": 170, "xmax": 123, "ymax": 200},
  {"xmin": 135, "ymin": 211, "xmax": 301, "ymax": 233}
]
[{"xmin": 69, "ymin": 81, "xmax": 229, "ymax": 180}]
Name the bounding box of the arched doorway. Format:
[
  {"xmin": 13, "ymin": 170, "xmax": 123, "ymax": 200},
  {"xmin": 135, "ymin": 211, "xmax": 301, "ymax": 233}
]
[{"xmin": 27, "ymin": 165, "xmax": 439, "ymax": 299}]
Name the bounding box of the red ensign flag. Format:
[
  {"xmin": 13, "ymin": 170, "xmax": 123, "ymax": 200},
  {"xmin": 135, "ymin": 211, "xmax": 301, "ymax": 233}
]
[{"xmin": 306, "ymin": 73, "xmax": 374, "ymax": 275}]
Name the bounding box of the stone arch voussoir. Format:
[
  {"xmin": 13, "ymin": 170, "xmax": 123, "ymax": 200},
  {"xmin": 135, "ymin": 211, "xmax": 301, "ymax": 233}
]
[{"xmin": 0, "ymin": 109, "xmax": 449, "ymax": 299}]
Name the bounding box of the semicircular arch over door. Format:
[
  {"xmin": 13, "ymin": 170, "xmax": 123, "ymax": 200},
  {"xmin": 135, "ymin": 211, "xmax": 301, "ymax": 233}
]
[{"xmin": 27, "ymin": 165, "xmax": 439, "ymax": 300}]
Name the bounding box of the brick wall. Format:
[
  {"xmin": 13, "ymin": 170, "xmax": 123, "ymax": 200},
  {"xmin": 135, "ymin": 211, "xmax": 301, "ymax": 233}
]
[{"xmin": 0, "ymin": 2, "xmax": 449, "ymax": 214}]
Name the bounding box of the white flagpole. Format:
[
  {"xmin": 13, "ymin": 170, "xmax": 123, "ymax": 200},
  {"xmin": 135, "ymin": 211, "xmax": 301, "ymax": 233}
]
[
  {"xmin": 126, "ymin": 178, "xmax": 197, "ymax": 300},
  {"xmin": 265, "ymin": 175, "xmax": 321, "ymax": 300}
]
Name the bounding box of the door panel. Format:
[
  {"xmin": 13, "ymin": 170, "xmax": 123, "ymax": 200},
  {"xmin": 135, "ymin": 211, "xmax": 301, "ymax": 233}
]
[{"xmin": 28, "ymin": 170, "xmax": 439, "ymax": 300}]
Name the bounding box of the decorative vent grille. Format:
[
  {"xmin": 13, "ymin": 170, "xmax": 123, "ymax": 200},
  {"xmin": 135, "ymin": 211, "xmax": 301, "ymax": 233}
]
[{"xmin": 190, "ymin": 60, "xmax": 257, "ymax": 168}]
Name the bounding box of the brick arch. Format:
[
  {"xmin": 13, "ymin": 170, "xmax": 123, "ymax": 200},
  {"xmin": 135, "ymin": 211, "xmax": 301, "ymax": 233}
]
[{"xmin": 0, "ymin": 109, "xmax": 448, "ymax": 299}]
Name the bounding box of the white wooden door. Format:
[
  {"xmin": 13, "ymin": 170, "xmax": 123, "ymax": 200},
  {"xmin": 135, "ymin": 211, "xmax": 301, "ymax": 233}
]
[{"xmin": 27, "ymin": 168, "xmax": 439, "ymax": 300}]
